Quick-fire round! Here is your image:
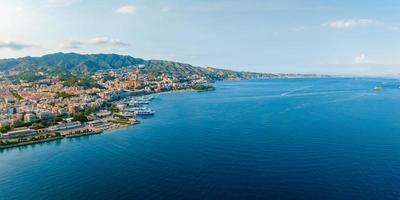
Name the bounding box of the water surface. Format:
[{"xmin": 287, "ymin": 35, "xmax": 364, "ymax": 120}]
[{"xmin": 1, "ymin": 78, "xmax": 400, "ymax": 200}]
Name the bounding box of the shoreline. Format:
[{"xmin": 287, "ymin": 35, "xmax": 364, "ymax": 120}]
[
  {"xmin": 0, "ymin": 89, "xmax": 195, "ymax": 150},
  {"xmin": 0, "ymin": 79, "xmax": 316, "ymax": 151},
  {"xmin": 0, "ymin": 130, "xmax": 104, "ymax": 150},
  {"xmin": 0, "ymin": 78, "xmax": 327, "ymax": 151},
  {"xmin": 0, "ymin": 122, "xmax": 140, "ymax": 150},
  {"xmin": 0, "ymin": 137, "xmax": 63, "ymax": 150}
]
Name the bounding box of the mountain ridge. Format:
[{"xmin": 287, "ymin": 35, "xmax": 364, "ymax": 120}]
[{"xmin": 0, "ymin": 52, "xmax": 319, "ymax": 81}]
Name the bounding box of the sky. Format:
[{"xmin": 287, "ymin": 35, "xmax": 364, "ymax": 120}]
[{"xmin": 1, "ymin": 0, "xmax": 400, "ymax": 75}]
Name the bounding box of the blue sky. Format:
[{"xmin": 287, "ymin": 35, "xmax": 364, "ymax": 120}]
[{"xmin": 1, "ymin": 0, "xmax": 400, "ymax": 75}]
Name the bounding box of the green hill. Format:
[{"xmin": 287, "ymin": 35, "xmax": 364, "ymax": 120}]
[{"xmin": 0, "ymin": 52, "xmax": 313, "ymax": 81}]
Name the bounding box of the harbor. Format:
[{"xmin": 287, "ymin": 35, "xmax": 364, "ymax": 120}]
[{"xmin": 0, "ymin": 95, "xmax": 156, "ymax": 149}]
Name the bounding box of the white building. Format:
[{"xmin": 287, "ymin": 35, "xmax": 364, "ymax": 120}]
[
  {"xmin": 49, "ymin": 121, "xmax": 82, "ymax": 132},
  {"xmin": 24, "ymin": 113, "xmax": 37, "ymax": 123}
]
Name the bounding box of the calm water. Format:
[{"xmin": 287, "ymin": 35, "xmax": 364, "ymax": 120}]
[{"xmin": 1, "ymin": 78, "xmax": 400, "ymax": 200}]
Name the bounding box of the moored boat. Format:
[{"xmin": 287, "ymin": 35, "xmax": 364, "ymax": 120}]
[{"xmin": 134, "ymin": 109, "xmax": 155, "ymax": 116}]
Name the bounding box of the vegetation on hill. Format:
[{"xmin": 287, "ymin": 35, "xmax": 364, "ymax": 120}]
[
  {"xmin": 192, "ymin": 85, "xmax": 215, "ymax": 91},
  {"xmin": 143, "ymin": 60, "xmax": 276, "ymax": 81},
  {"xmin": 60, "ymin": 75, "xmax": 104, "ymax": 89},
  {"xmin": 0, "ymin": 52, "xmax": 319, "ymax": 83},
  {"xmin": 0, "ymin": 53, "xmax": 143, "ymax": 78}
]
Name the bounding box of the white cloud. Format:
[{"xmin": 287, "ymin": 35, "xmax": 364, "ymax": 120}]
[
  {"xmin": 109, "ymin": 38, "xmax": 129, "ymax": 46},
  {"xmin": 88, "ymin": 37, "xmax": 128, "ymax": 46},
  {"xmin": 0, "ymin": 40, "xmax": 31, "ymax": 51},
  {"xmin": 353, "ymin": 54, "xmax": 373, "ymax": 64},
  {"xmin": 329, "ymin": 19, "xmax": 375, "ymax": 29},
  {"xmin": 87, "ymin": 37, "xmax": 110, "ymax": 45},
  {"xmin": 62, "ymin": 40, "xmax": 83, "ymax": 49},
  {"xmin": 115, "ymin": 5, "xmax": 136, "ymax": 15},
  {"xmin": 62, "ymin": 37, "xmax": 128, "ymax": 49},
  {"xmin": 353, "ymin": 54, "xmax": 366, "ymax": 64}
]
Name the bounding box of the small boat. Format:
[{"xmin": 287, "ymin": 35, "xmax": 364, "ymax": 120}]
[
  {"xmin": 141, "ymin": 96, "xmax": 154, "ymax": 101},
  {"xmin": 373, "ymin": 86, "xmax": 382, "ymax": 91},
  {"xmin": 127, "ymin": 96, "xmax": 152, "ymax": 105}
]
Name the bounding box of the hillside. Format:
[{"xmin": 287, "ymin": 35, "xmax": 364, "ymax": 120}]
[
  {"xmin": 0, "ymin": 52, "xmax": 315, "ymax": 81},
  {"xmin": 0, "ymin": 53, "xmax": 144, "ymax": 75}
]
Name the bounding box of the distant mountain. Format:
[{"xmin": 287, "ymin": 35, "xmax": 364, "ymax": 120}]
[
  {"xmin": 142, "ymin": 60, "xmax": 272, "ymax": 80},
  {"xmin": 0, "ymin": 53, "xmax": 144, "ymax": 75},
  {"xmin": 0, "ymin": 52, "xmax": 317, "ymax": 81}
]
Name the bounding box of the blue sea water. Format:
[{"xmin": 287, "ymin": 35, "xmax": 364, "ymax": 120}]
[{"xmin": 1, "ymin": 78, "xmax": 400, "ymax": 200}]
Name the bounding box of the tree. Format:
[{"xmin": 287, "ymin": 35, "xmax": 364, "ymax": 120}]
[
  {"xmin": 0, "ymin": 125, "xmax": 11, "ymax": 133},
  {"xmin": 31, "ymin": 120, "xmax": 46, "ymax": 129},
  {"xmin": 107, "ymin": 103, "xmax": 119, "ymax": 113},
  {"xmin": 13, "ymin": 121, "xmax": 26, "ymax": 128},
  {"xmin": 84, "ymin": 105, "xmax": 97, "ymax": 116},
  {"xmin": 73, "ymin": 112, "xmax": 88, "ymax": 122},
  {"xmin": 51, "ymin": 116, "xmax": 63, "ymax": 125}
]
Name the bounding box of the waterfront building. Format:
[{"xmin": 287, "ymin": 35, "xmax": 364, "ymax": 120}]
[
  {"xmin": 1, "ymin": 128, "xmax": 36, "ymax": 139},
  {"xmin": 96, "ymin": 111, "xmax": 112, "ymax": 118},
  {"xmin": 49, "ymin": 122, "xmax": 82, "ymax": 132}
]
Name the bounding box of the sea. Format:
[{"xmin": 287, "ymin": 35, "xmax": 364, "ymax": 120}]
[{"xmin": 1, "ymin": 78, "xmax": 400, "ymax": 200}]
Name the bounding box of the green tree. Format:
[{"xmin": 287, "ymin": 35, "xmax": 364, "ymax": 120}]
[
  {"xmin": 51, "ymin": 116, "xmax": 63, "ymax": 125},
  {"xmin": 84, "ymin": 105, "xmax": 97, "ymax": 116},
  {"xmin": 0, "ymin": 125, "xmax": 11, "ymax": 133},
  {"xmin": 31, "ymin": 120, "xmax": 46, "ymax": 129},
  {"xmin": 107, "ymin": 103, "xmax": 120, "ymax": 113},
  {"xmin": 73, "ymin": 112, "xmax": 88, "ymax": 122},
  {"xmin": 13, "ymin": 121, "xmax": 26, "ymax": 128}
]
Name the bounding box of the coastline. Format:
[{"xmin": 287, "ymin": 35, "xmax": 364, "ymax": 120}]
[
  {"xmin": 0, "ymin": 78, "xmax": 317, "ymax": 151},
  {"xmin": 0, "ymin": 88, "xmax": 200, "ymax": 150},
  {"xmin": 0, "ymin": 130, "xmax": 104, "ymax": 150},
  {"xmin": 0, "ymin": 136, "xmax": 63, "ymax": 150}
]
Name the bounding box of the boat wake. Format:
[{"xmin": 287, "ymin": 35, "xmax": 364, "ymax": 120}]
[{"xmin": 280, "ymin": 86, "xmax": 312, "ymax": 96}]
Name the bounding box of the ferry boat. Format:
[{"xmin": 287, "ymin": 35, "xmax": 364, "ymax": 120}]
[
  {"xmin": 134, "ymin": 109, "xmax": 155, "ymax": 116},
  {"xmin": 127, "ymin": 106, "xmax": 149, "ymax": 112},
  {"xmin": 133, "ymin": 100, "xmax": 150, "ymax": 104},
  {"xmin": 127, "ymin": 106, "xmax": 155, "ymax": 115}
]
